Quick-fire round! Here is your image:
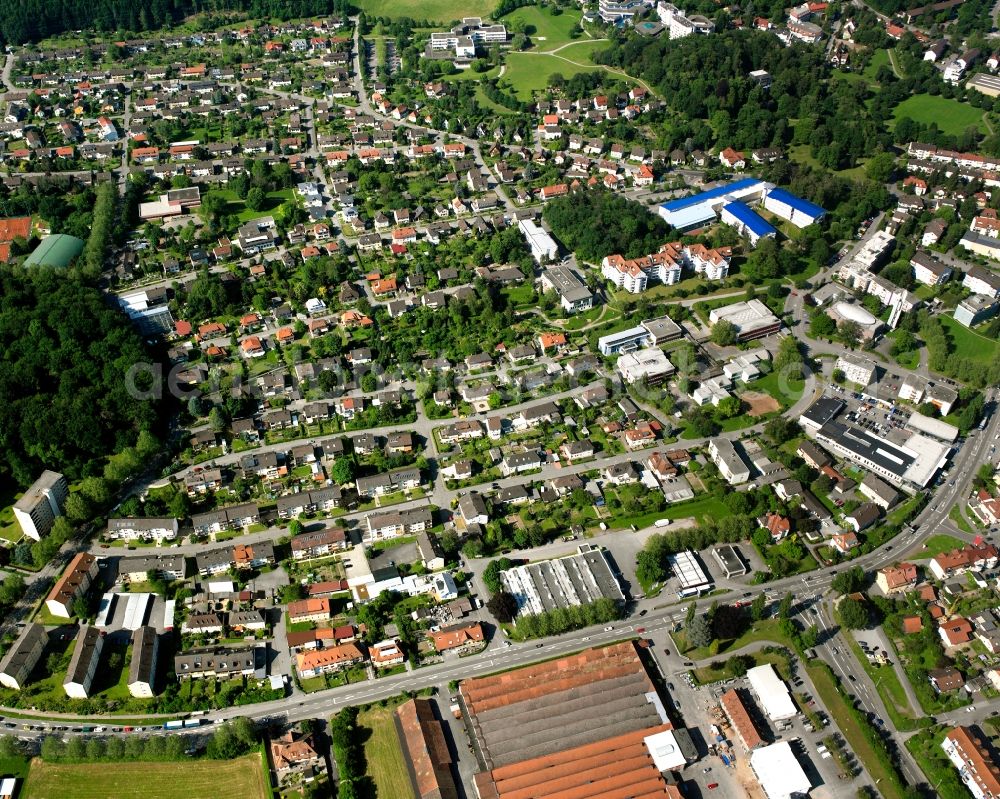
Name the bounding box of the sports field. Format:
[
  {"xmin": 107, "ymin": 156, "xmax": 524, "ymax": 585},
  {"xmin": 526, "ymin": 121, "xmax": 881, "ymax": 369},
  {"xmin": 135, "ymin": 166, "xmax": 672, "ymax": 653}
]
[
  {"xmin": 354, "ymin": 0, "xmax": 496, "ymax": 22},
  {"xmin": 24, "ymin": 755, "xmax": 269, "ymax": 799},
  {"xmin": 358, "ymin": 706, "xmax": 417, "ymax": 799},
  {"xmin": 892, "ymin": 94, "xmax": 986, "ymax": 136}
]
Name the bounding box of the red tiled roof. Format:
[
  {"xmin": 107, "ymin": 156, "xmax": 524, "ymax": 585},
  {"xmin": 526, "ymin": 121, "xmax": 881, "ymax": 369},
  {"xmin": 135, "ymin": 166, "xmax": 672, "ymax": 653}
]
[{"xmin": 397, "ymin": 698, "xmax": 460, "ymax": 799}]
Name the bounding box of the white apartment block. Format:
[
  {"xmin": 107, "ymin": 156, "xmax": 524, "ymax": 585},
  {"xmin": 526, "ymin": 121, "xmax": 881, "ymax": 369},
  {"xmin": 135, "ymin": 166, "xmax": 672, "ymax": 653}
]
[
  {"xmin": 657, "ymin": 2, "xmax": 715, "ymax": 37},
  {"xmin": 107, "ymin": 517, "xmax": 179, "ymax": 542},
  {"xmin": 13, "ymin": 470, "xmax": 68, "ymax": 541},
  {"xmin": 708, "ymin": 438, "xmax": 751, "ymax": 485},
  {"xmin": 835, "ymin": 353, "xmax": 878, "ymax": 386}
]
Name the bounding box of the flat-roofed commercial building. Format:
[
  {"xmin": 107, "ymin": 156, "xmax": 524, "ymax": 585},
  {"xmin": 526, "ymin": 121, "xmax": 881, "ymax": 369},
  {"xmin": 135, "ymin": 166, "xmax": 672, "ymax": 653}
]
[
  {"xmin": 616, "ymin": 348, "xmax": 675, "ymax": 385},
  {"xmin": 668, "ymin": 550, "xmax": 712, "ymax": 597},
  {"xmin": 540, "ymin": 265, "xmax": 593, "ymax": 313},
  {"xmin": 750, "ymin": 742, "xmax": 811, "ymax": 799},
  {"xmin": 518, "ymin": 218, "xmax": 559, "ymax": 264},
  {"xmin": 657, "ymin": 178, "xmax": 769, "ymax": 231},
  {"xmin": 713, "ymin": 544, "xmax": 747, "ymax": 578},
  {"xmin": 708, "ymin": 299, "xmax": 782, "ymax": 341},
  {"xmin": 499, "ymin": 547, "xmax": 624, "ymax": 618},
  {"xmin": 747, "ymin": 664, "xmax": 797, "ymax": 721},
  {"xmin": 814, "ymin": 420, "xmax": 951, "ymax": 490}
]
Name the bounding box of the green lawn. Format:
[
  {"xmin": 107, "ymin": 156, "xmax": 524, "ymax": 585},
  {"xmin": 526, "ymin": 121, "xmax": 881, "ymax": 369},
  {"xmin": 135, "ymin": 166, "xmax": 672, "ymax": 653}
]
[
  {"xmin": 844, "ymin": 637, "xmax": 920, "ymax": 731},
  {"xmin": 862, "ymin": 49, "xmax": 890, "ymax": 85},
  {"xmin": 357, "ymin": 706, "xmax": 417, "ymax": 799},
  {"xmin": 0, "ymin": 488, "xmax": 24, "ymax": 544},
  {"xmin": 939, "ymin": 315, "xmax": 1000, "ymax": 362},
  {"xmin": 355, "ymin": 0, "xmax": 496, "ymax": 22},
  {"xmin": 892, "ymin": 94, "xmax": 987, "ymax": 136},
  {"xmin": 745, "ymin": 370, "xmax": 805, "ymax": 410},
  {"xmin": 502, "ymin": 6, "xmax": 584, "ymax": 48},
  {"xmin": 675, "ymin": 619, "xmax": 787, "ymax": 660},
  {"xmin": 25, "ymin": 755, "xmax": 269, "ymax": 799},
  {"xmin": 607, "ymin": 494, "xmax": 731, "ymax": 530},
  {"xmin": 445, "ymin": 65, "xmax": 501, "ymax": 82},
  {"xmin": 503, "ymin": 51, "xmax": 630, "ymax": 100},
  {"xmin": 198, "ymin": 187, "xmax": 294, "ymax": 225},
  {"xmin": 908, "ymin": 533, "xmax": 966, "ymax": 559}
]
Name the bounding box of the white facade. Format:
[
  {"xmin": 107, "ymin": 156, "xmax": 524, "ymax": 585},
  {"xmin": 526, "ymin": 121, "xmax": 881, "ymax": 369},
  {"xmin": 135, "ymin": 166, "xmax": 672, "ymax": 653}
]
[
  {"xmin": 519, "ymin": 218, "xmax": 558, "ymax": 264},
  {"xmin": 602, "ymin": 259, "xmax": 648, "ymax": 293},
  {"xmin": 708, "ymin": 438, "xmax": 751, "ymax": 484},
  {"xmin": 750, "ymin": 742, "xmax": 811, "ymax": 799},
  {"xmin": 835, "ymin": 354, "xmax": 877, "ymax": 385},
  {"xmin": 747, "ymin": 664, "xmax": 797, "ymax": 721},
  {"xmin": 616, "ymin": 348, "xmax": 675, "ymax": 384}
]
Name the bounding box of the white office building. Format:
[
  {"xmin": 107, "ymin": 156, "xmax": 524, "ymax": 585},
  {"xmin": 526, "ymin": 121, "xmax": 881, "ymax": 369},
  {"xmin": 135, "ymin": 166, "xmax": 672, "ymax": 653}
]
[{"xmin": 519, "ymin": 218, "xmax": 559, "ymax": 264}]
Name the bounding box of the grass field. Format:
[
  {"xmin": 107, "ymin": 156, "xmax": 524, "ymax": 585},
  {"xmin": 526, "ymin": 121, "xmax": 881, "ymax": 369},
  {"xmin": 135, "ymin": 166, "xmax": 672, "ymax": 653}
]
[
  {"xmin": 940, "ymin": 314, "xmax": 1000, "ymax": 362},
  {"xmin": 607, "ymin": 494, "xmax": 731, "ymax": 532},
  {"xmin": 863, "ymin": 49, "xmax": 890, "ymax": 84},
  {"xmin": 198, "ymin": 188, "xmax": 294, "ymax": 224},
  {"xmin": 503, "ymin": 50, "xmax": 629, "ymax": 99},
  {"xmin": 502, "ymin": 6, "xmax": 583, "ymax": 48},
  {"xmin": 908, "ymin": 533, "xmax": 966, "ymax": 559},
  {"xmin": 24, "ymin": 755, "xmax": 269, "ymax": 799},
  {"xmin": 357, "ymin": 706, "xmax": 417, "ymax": 799},
  {"xmin": 892, "ymin": 94, "xmax": 987, "ymax": 136},
  {"xmin": 355, "ymin": 0, "xmax": 496, "ymax": 22}
]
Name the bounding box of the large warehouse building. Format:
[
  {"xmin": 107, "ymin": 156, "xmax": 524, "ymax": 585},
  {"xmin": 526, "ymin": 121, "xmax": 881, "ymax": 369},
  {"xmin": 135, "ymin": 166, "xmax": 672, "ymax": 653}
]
[
  {"xmin": 499, "ymin": 546, "xmax": 625, "ymax": 618},
  {"xmin": 657, "ymin": 178, "xmax": 769, "ymax": 231},
  {"xmin": 750, "ymin": 741, "xmax": 812, "ymax": 799},
  {"xmin": 746, "ymin": 664, "xmax": 797, "ymax": 721},
  {"xmin": 461, "ymin": 642, "xmax": 684, "ymax": 799}
]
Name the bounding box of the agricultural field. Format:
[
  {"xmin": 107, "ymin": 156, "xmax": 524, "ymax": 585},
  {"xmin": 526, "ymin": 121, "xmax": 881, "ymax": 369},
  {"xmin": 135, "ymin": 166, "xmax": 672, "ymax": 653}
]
[
  {"xmin": 891, "ymin": 94, "xmax": 987, "ymax": 136},
  {"xmin": 357, "ymin": 705, "xmax": 417, "ymax": 799},
  {"xmin": 354, "ymin": 0, "xmax": 497, "ymax": 23},
  {"xmin": 24, "ymin": 755, "xmax": 269, "ymax": 799}
]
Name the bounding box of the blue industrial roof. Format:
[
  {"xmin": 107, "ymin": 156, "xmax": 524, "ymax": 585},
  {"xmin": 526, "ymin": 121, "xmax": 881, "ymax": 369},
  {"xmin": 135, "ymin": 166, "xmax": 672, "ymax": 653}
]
[
  {"xmin": 660, "ymin": 177, "xmax": 762, "ymax": 213},
  {"xmin": 723, "ymin": 202, "xmax": 776, "ymax": 237},
  {"xmin": 766, "ymin": 187, "xmax": 826, "ymax": 220}
]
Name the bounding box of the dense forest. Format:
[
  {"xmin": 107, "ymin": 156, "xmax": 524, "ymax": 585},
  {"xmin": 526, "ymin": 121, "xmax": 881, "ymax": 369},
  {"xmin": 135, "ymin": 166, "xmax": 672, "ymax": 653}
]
[
  {"xmin": 543, "ymin": 191, "xmax": 671, "ymax": 263},
  {"xmin": 0, "ymin": 268, "xmax": 161, "ymax": 488},
  {"xmin": 0, "ymin": 0, "xmax": 355, "ymax": 45}
]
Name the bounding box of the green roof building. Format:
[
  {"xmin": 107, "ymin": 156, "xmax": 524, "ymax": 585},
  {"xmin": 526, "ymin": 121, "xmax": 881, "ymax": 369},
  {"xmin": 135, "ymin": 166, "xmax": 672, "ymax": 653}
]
[{"xmin": 24, "ymin": 234, "xmax": 85, "ymax": 268}]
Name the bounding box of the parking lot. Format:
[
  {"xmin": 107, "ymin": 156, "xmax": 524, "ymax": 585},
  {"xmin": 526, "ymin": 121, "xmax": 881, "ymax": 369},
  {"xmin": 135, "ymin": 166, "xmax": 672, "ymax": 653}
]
[{"xmin": 643, "ymin": 613, "xmax": 872, "ymax": 799}]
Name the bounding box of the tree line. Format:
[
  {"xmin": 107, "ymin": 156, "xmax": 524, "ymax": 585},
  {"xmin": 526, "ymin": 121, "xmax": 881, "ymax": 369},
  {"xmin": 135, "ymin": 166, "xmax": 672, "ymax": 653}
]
[{"xmin": 0, "ymin": 0, "xmax": 355, "ymax": 45}]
